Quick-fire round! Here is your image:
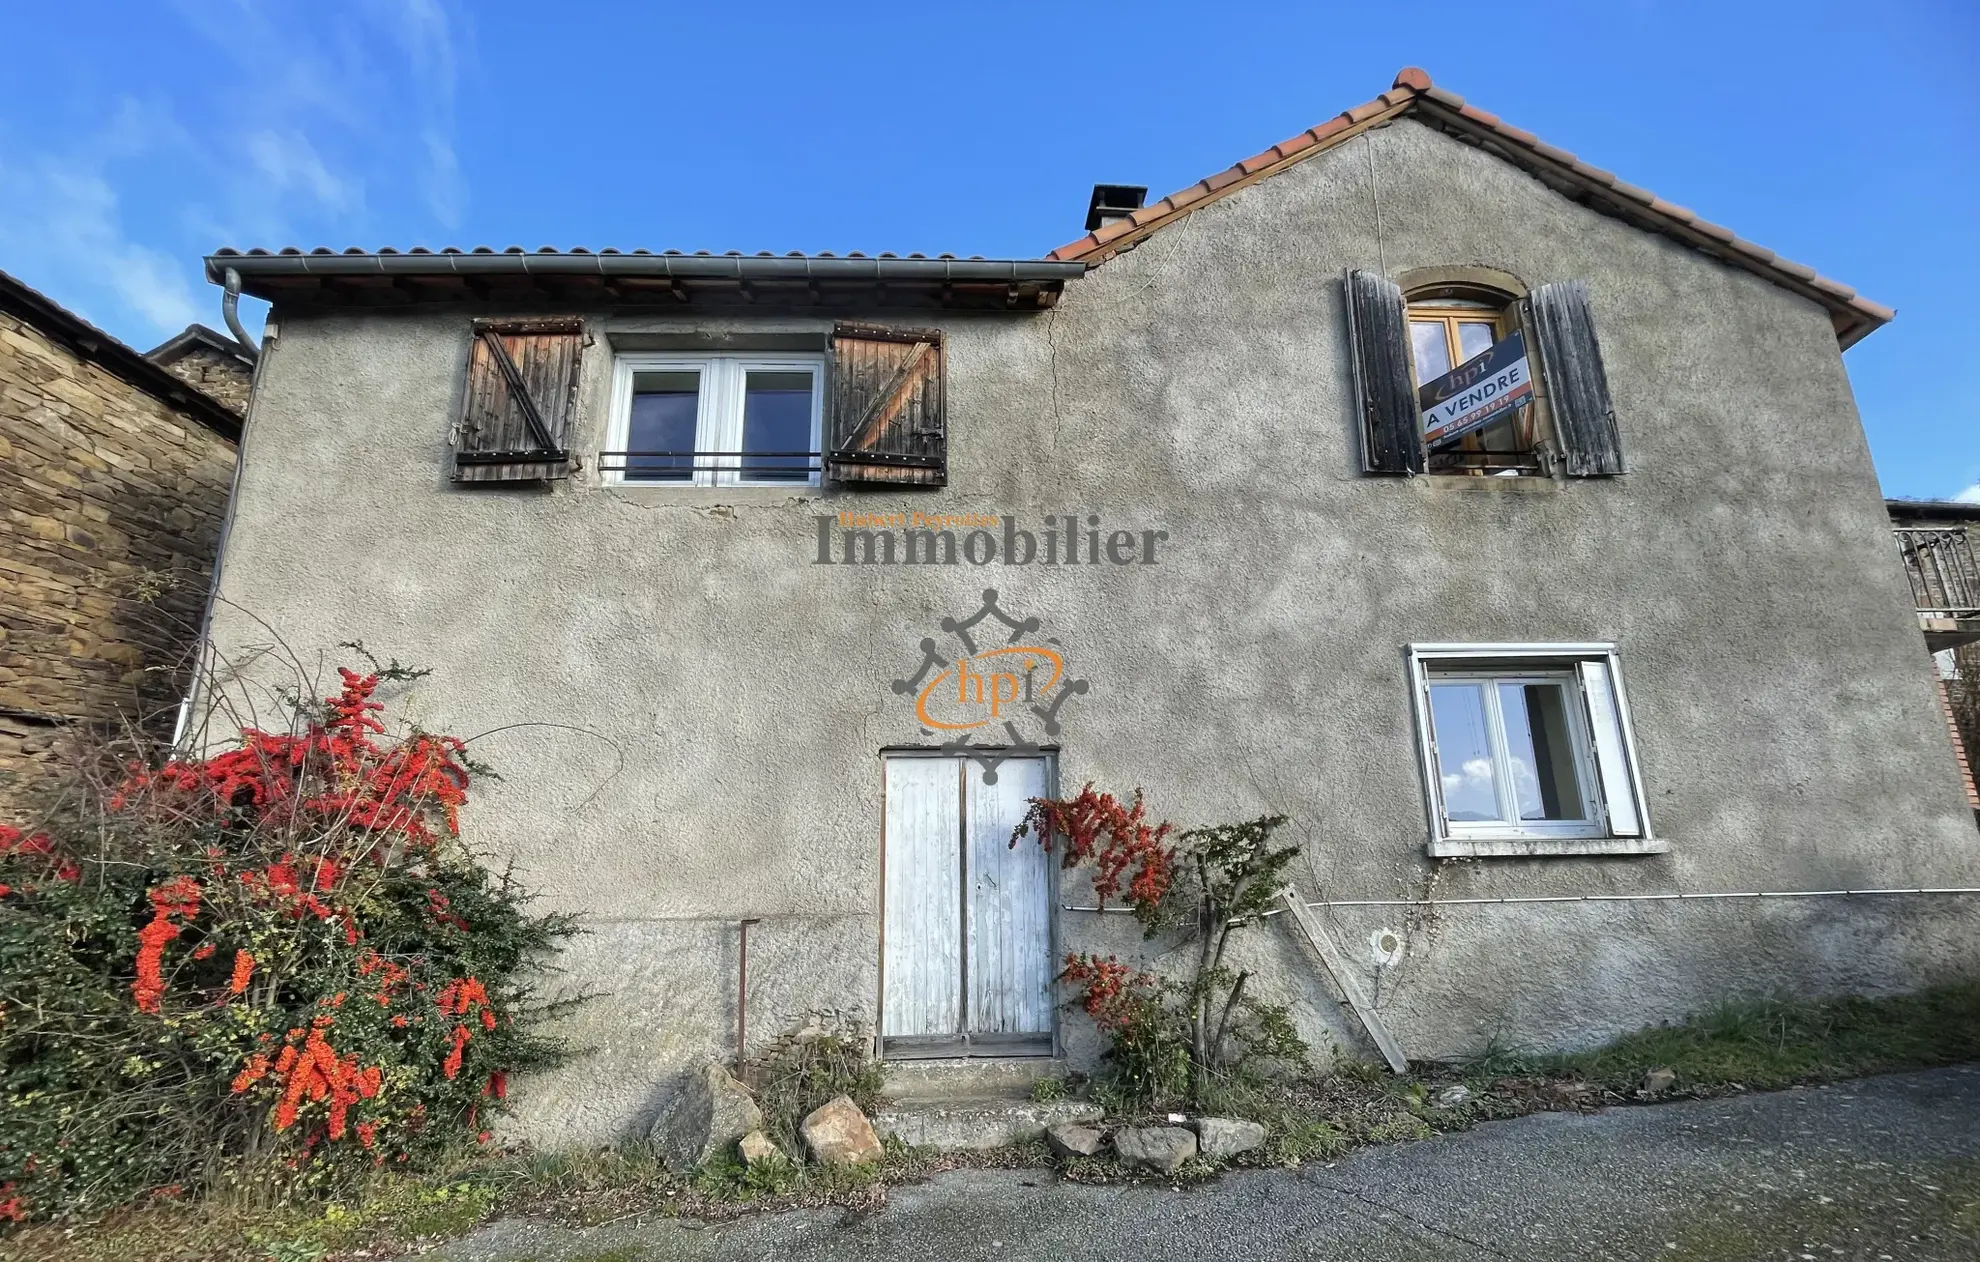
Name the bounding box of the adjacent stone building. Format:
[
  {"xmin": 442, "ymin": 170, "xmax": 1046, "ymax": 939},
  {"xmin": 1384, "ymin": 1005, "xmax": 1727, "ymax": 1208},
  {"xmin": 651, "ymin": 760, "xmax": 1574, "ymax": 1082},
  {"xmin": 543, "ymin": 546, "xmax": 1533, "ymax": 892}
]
[
  {"xmin": 147, "ymin": 323, "xmax": 258, "ymax": 416},
  {"xmin": 0, "ymin": 270, "xmax": 244, "ymax": 812}
]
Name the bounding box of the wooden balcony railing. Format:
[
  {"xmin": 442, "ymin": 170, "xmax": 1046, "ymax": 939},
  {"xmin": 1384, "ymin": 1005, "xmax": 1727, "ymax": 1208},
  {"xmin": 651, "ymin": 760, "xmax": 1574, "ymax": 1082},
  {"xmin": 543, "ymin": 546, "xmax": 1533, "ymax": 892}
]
[{"xmin": 1896, "ymin": 527, "xmax": 1980, "ymax": 617}]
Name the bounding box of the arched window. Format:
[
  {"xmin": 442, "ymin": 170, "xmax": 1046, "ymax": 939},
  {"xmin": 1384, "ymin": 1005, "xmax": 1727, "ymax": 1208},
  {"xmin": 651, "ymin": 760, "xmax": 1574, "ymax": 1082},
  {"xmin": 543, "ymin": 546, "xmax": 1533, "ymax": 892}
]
[{"xmin": 1404, "ymin": 282, "xmax": 1538, "ymax": 476}]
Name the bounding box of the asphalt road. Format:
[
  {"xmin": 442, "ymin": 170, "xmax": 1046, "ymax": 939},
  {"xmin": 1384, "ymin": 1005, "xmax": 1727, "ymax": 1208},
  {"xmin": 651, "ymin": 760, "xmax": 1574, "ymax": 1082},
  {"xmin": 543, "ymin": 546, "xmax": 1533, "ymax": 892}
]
[{"xmin": 434, "ymin": 1065, "xmax": 1980, "ymax": 1262}]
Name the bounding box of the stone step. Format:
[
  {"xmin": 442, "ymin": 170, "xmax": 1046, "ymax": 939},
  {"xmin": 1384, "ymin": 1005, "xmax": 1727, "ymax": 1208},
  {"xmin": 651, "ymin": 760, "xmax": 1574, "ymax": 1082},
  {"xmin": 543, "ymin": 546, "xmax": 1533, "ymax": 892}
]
[
  {"xmin": 870, "ymin": 1096, "xmax": 1103, "ymax": 1151},
  {"xmin": 883, "ymin": 1056, "xmax": 1065, "ymax": 1103}
]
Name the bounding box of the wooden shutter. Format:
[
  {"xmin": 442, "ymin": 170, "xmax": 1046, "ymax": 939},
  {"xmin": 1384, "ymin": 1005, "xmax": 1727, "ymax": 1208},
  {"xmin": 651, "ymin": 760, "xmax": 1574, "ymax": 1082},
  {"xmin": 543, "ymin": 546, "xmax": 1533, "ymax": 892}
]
[
  {"xmin": 452, "ymin": 318, "xmax": 583, "ymax": 483},
  {"xmin": 827, "ymin": 323, "xmax": 945, "ymax": 487},
  {"xmin": 1528, "ymin": 281, "xmax": 1623, "ymax": 476},
  {"xmin": 1343, "ymin": 269, "xmax": 1423, "ymax": 475}
]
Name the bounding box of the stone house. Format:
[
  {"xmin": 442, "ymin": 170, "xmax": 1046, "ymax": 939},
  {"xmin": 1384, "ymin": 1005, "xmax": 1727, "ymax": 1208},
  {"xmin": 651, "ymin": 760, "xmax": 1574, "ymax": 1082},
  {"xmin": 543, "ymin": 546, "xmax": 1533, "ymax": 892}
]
[
  {"xmin": 0, "ymin": 270, "xmax": 244, "ymax": 812},
  {"xmin": 199, "ymin": 69, "xmax": 1980, "ymax": 1147},
  {"xmin": 146, "ymin": 323, "xmax": 258, "ymax": 417},
  {"xmin": 1887, "ymin": 497, "xmax": 1980, "ymax": 812}
]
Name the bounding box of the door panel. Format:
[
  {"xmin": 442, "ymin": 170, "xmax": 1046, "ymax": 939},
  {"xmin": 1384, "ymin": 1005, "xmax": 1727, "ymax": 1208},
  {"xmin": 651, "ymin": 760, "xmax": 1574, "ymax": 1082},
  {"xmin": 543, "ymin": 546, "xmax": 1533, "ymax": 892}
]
[
  {"xmin": 882, "ymin": 758, "xmax": 962, "ymax": 1039},
  {"xmin": 966, "ymin": 758, "xmax": 1053, "ymax": 1037}
]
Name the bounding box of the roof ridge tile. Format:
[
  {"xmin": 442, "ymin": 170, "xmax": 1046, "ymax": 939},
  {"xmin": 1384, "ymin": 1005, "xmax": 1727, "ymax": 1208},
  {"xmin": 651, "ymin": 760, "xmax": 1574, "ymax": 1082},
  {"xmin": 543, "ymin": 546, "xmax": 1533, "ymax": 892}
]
[{"xmin": 1044, "ymin": 69, "xmax": 1890, "ymax": 345}]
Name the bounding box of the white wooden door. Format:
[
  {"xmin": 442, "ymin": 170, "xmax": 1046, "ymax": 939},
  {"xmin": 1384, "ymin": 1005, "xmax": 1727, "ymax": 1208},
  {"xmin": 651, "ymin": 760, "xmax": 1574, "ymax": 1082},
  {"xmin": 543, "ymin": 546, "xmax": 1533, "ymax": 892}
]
[
  {"xmin": 881, "ymin": 756, "xmax": 1053, "ymax": 1054},
  {"xmin": 882, "ymin": 757, "xmax": 962, "ymax": 1041},
  {"xmin": 967, "ymin": 758, "xmax": 1053, "ymax": 1042}
]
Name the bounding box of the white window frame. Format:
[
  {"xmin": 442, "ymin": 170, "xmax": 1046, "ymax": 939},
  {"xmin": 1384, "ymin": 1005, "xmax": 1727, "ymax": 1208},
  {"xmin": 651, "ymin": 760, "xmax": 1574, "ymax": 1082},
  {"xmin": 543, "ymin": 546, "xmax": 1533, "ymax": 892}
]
[
  {"xmin": 1408, "ymin": 643, "xmax": 1664, "ymax": 858},
  {"xmin": 605, "ymin": 354, "xmax": 825, "ymax": 488}
]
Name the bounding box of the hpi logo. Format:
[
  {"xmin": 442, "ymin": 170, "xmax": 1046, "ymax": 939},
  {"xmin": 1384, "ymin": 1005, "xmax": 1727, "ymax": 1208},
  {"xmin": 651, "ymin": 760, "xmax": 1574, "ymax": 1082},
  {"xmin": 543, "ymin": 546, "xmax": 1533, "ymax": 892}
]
[{"xmin": 891, "ymin": 588, "xmax": 1087, "ymax": 783}]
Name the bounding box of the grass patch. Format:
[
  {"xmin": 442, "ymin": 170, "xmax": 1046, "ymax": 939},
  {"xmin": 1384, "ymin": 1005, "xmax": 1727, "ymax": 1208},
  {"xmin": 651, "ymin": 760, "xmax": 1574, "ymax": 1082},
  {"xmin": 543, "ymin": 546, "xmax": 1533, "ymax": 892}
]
[
  {"xmin": 1483, "ymin": 982, "xmax": 1980, "ymax": 1095},
  {"xmin": 12, "ymin": 983, "xmax": 1979, "ymax": 1257}
]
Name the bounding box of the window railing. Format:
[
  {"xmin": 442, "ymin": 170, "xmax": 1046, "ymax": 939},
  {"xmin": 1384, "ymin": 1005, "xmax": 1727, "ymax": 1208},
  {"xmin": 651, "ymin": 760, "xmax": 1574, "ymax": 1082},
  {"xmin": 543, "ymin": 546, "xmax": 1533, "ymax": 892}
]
[
  {"xmin": 596, "ymin": 450, "xmax": 822, "ymax": 482},
  {"xmin": 1896, "ymin": 527, "xmax": 1980, "ymax": 617}
]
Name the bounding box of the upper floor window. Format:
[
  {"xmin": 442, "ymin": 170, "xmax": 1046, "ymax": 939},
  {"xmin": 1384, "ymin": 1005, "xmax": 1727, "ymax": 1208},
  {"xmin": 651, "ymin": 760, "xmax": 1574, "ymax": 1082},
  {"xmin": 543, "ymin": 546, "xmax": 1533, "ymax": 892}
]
[
  {"xmin": 1344, "ymin": 270, "xmax": 1625, "ymax": 480},
  {"xmin": 1405, "ymin": 289, "xmax": 1536, "ymax": 476},
  {"xmin": 604, "ymin": 355, "xmax": 824, "ymax": 486}
]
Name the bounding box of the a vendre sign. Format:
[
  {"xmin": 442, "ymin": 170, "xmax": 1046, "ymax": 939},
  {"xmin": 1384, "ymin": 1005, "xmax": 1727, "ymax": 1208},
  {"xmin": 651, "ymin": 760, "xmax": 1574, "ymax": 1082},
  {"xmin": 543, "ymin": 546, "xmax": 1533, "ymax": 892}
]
[{"xmin": 1419, "ymin": 329, "xmax": 1534, "ymax": 447}]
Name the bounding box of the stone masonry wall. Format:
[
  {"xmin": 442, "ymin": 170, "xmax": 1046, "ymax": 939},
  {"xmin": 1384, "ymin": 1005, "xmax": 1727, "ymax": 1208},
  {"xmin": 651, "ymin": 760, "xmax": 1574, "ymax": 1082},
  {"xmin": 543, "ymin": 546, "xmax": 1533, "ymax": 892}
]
[
  {"xmin": 0, "ymin": 311, "xmax": 237, "ymax": 809},
  {"xmin": 159, "ymin": 344, "xmax": 254, "ymax": 416}
]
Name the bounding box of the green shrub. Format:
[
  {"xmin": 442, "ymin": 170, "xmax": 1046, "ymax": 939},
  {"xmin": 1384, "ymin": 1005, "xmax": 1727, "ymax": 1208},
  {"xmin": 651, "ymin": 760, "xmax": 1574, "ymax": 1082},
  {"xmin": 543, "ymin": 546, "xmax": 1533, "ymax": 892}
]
[
  {"xmin": 744, "ymin": 1018, "xmax": 885, "ymax": 1153},
  {"xmin": 0, "ymin": 661, "xmax": 574, "ymax": 1226},
  {"xmin": 1022, "ymin": 789, "xmax": 1308, "ymax": 1110}
]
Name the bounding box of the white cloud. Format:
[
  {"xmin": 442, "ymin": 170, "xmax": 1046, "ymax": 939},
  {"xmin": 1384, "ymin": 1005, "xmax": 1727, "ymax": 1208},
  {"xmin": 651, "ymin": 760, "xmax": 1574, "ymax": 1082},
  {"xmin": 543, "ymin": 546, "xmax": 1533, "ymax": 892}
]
[
  {"xmin": 1955, "ymin": 482, "xmax": 1980, "ymax": 505},
  {"xmin": 0, "ymin": 110, "xmax": 202, "ymax": 338},
  {"xmin": 0, "ymin": 3, "xmax": 473, "ymax": 345},
  {"xmin": 245, "ymin": 130, "xmax": 364, "ymax": 216}
]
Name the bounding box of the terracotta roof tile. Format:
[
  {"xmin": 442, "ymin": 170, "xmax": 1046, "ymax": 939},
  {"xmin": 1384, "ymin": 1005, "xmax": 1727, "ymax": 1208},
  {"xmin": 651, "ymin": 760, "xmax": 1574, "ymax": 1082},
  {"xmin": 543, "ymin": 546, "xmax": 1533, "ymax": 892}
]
[
  {"xmin": 1276, "ymin": 132, "xmax": 1319, "ymax": 160},
  {"xmin": 1043, "ymin": 68, "xmax": 1890, "ymax": 344},
  {"xmin": 1202, "ymin": 167, "xmax": 1247, "ymax": 194}
]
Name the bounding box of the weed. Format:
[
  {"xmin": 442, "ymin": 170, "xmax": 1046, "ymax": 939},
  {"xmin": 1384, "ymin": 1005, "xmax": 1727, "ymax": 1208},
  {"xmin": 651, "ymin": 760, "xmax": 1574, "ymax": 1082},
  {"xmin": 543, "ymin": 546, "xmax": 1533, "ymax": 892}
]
[
  {"xmin": 1029, "ymin": 1075, "xmax": 1071, "ymax": 1103},
  {"xmin": 745, "ymin": 1018, "xmax": 886, "ymax": 1152}
]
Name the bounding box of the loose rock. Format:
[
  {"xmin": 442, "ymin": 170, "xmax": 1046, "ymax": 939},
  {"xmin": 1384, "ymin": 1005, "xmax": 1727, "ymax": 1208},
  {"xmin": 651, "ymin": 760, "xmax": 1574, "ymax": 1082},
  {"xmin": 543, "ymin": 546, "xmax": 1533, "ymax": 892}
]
[
  {"xmin": 1045, "ymin": 1122, "xmax": 1107, "ymax": 1158},
  {"xmin": 738, "ymin": 1129, "xmax": 784, "ymax": 1167},
  {"xmin": 1194, "ymin": 1117, "xmax": 1267, "ymax": 1159},
  {"xmin": 1113, "ymin": 1125, "xmax": 1198, "ymax": 1174},
  {"xmin": 650, "ymin": 1063, "xmax": 763, "ymax": 1173},
  {"xmin": 1640, "ymin": 1067, "xmax": 1678, "ymax": 1098},
  {"xmin": 801, "ymin": 1094, "xmax": 884, "ymax": 1166},
  {"xmin": 1435, "ymin": 1084, "xmax": 1473, "ymax": 1108}
]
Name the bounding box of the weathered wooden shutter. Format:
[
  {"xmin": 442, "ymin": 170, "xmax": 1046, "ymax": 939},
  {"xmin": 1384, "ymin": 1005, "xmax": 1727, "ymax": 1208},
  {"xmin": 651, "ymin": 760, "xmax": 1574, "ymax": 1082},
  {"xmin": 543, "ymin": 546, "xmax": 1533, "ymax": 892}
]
[
  {"xmin": 1343, "ymin": 269, "xmax": 1423, "ymax": 475},
  {"xmin": 452, "ymin": 318, "xmax": 583, "ymax": 483},
  {"xmin": 827, "ymin": 323, "xmax": 945, "ymax": 487},
  {"xmin": 1528, "ymin": 281, "xmax": 1623, "ymax": 476}
]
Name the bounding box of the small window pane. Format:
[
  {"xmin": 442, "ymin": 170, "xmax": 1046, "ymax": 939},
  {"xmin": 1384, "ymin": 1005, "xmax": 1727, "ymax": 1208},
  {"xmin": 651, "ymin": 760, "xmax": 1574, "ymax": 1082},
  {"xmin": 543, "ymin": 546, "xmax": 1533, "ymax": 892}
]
[
  {"xmin": 1410, "ymin": 321, "xmax": 1452, "ymax": 384},
  {"xmin": 1456, "ymin": 321, "xmax": 1495, "ymax": 364},
  {"xmin": 1498, "ymin": 682, "xmax": 1586, "ymax": 821},
  {"xmin": 741, "ymin": 370, "xmax": 815, "ymax": 481},
  {"xmin": 627, "ymin": 370, "xmax": 699, "ymax": 481},
  {"xmin": 1429, "ymin": 682, "xmax": 1504, "ymax": 822}
]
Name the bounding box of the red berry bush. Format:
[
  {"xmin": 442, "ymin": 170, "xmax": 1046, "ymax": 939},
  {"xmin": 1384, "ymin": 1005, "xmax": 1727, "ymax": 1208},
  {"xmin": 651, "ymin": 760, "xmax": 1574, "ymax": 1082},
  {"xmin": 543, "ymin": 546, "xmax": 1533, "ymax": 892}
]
[
  {"xmin": 0, "ymin": 661, "xmax": 573, "ymax": 1225},
  {"xmin": 1015, "ymin": 786, "xmax": 1307, "ymax": 1108}
]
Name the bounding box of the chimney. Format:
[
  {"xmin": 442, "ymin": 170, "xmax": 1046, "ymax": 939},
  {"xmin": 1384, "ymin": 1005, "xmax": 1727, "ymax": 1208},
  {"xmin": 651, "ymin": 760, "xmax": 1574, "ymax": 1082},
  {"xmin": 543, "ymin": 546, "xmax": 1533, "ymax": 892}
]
[{"xmin": 1084, "ymin": 184, "xmax": 1148, "ymax": 232}]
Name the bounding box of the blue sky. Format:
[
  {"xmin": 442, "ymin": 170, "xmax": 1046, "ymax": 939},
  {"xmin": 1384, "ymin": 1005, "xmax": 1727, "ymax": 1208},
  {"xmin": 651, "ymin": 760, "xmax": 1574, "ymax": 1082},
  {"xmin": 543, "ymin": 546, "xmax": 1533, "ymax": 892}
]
[{"xmin": 3, "ymin": 1, "xmax": 1974, "ymax": 501}]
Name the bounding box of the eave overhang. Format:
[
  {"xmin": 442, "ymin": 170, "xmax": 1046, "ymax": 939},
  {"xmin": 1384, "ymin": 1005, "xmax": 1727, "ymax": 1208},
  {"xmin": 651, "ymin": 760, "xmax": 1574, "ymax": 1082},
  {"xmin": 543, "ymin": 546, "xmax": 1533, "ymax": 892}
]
[{"xmin": 205, "ymin": 250, "xmax": 1084, "ymax": 312}]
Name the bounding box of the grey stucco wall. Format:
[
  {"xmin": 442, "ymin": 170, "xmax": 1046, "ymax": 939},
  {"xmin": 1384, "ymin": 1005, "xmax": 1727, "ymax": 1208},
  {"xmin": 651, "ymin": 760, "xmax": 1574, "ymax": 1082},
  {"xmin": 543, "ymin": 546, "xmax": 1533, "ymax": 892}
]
[{"xmin": 206, "ymin": 118, "xmax": 1980, "ymax": 1146}]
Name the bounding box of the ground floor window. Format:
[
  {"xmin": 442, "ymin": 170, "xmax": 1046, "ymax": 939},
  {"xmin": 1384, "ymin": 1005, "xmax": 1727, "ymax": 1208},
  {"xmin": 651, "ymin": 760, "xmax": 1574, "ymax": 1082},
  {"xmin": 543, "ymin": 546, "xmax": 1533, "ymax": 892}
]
[{"xmin": 1408, "ymin": 644, "xmax": 1659, "ymax": 857}]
